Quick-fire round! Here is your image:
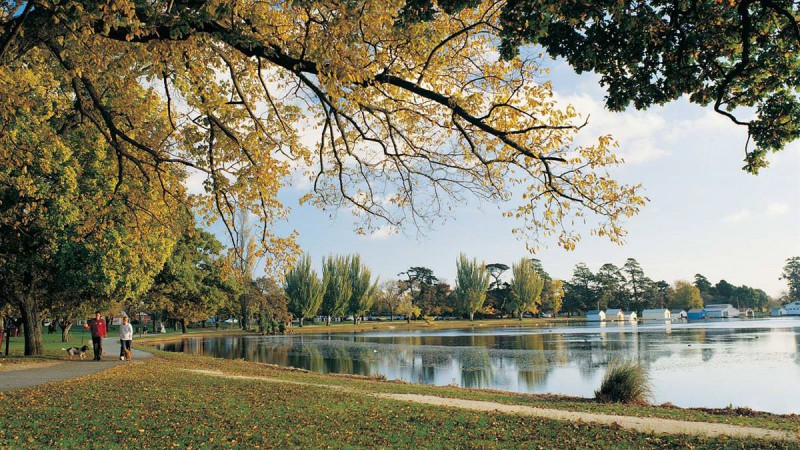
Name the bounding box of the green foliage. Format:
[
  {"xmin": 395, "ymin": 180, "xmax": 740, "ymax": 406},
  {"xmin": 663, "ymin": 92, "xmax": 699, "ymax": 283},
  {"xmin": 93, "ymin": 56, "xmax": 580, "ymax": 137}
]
[
  {"xmin": 322, "ymin": 255, "xmax": 353, "ymax": 320},
  {"xmin": 284, "ymin": 254, "xmax": 324, "ymax": 326},
  {"xmin": 781, "ymin": 257, "xmax": 800, "ymax": 302},
  {"xmin": 595, "ymin": 360, "xmax": 653, "ymax": 405},
  {"xmin": 455, "ymin": 254, "xmax": 491, "ymax": 321},
  {"xmin": 348, "ymin": 255, "xmax": 378, "ymax": 322},
  {"xmin": 508, "ymin": 258, "xmax": 545, "ymax": 318},
  {"xmin": 146, "ymin": 227, "xmax": 230, "ymax": 331}
]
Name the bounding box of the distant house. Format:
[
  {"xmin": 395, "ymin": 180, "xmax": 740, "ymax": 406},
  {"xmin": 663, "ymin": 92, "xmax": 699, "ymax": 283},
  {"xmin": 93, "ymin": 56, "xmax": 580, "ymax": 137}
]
[
  {"xmin": 704, "ymin": 304, "xmax": 739, "ymax": 319},
  {"xmin": 771, "ymin": 307, "xmax": 787, "ymax": 317},
  {"xmin": 586, "ymin": 310, "xmax": 606, "ymax": 322},
  {"xmin": 670, "ymin": 309, "xmax": 687, "ymax": 320},
  {"xmin": 605, "ymin": 309, "xmax": 624, "ymax": 321},
  {"xmin": 622, "ymin": 311, "xmax": 638, "ymax": 322},
  {"xmin": 641, "ymin": 309, "xmax": 671, "ymax": 320},
  {"xmin": 687, "ymin": 309, "xmax": 706, "ymax": 320},
  {"xmin": 739, "ymin": 308, "xmax": 755, "ymax": 318},
  {"xmin": 784, "ymin": 301, "xmax": 800, "ymax": 316}
]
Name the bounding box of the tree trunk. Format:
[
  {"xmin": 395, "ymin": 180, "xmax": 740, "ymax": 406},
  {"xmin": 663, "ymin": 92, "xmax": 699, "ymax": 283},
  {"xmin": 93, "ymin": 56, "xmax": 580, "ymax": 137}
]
[
  {"xmin": 299, "ymin": 317, "xmax": 304, "ymax": 327},
  {"xmin": 406, "ymin": 315, "xmax": 411, "ymax": 324},
  {"xmin": 60, "ymin": 319, "xmax": 73, "ymax": 343},
  {"xmin": 326, "ymin": 315, "xmax": 331, "ymax": 326},
  {"xmin": 180, "ymin": 318, "xmax": 187, "ymax": 334},
  {"xmin": 518, "ymin": 312, "xmax": 523, "ymax": 321},
  {"xmin": 19, "ymin": 297, "xmax": 44, "ymax": 356},
  {"xmin": 389, "ymin": 306, "xmax": 394, "ymax": 322},
  {"xmin": 469, "ymin": 312, "xmax": 474, "ymax": 321}
]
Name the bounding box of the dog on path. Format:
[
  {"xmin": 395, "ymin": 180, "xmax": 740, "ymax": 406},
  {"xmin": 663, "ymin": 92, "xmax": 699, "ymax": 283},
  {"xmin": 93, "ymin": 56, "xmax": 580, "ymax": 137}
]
[{"xmin": 62, "ymin": 345, "xmax": 90, "ymax": 360}]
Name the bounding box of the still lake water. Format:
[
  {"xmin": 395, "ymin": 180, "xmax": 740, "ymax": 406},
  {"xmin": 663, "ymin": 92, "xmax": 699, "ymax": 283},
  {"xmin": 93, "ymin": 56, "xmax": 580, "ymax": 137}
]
[{"xmin": 156, "ymin": 318, "xmax": 800, "ymax": 414}]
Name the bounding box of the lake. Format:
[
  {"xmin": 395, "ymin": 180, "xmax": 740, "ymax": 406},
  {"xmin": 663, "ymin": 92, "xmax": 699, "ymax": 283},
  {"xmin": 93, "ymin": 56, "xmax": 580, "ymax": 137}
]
[{"xmin": 155, "ymin": 318, "xmax": 800, "ymax": 414}]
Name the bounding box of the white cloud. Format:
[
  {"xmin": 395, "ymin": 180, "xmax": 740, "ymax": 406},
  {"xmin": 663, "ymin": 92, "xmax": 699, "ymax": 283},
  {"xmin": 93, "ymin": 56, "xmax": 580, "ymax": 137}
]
[
  {"xmin": 556, "ymin": 93, "xmax": 669, "ymax": 165},
  {"xmin": 766, "ymin": 203, "xmax": 789, "ymax": 216},
  {"xmin": 721, "ymin": 209, "xmax": 752, "ymax": 224},
  {"xmin": 184, "ymin": 168, "xmax": 208, "ymax": 196}
]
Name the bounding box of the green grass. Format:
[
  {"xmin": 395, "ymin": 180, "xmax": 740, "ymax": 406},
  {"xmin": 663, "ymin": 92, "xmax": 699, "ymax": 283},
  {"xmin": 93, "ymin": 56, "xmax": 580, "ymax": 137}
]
[{"xmin": 2, "ymin": 352, "xmax": 796, "ymax": 449}]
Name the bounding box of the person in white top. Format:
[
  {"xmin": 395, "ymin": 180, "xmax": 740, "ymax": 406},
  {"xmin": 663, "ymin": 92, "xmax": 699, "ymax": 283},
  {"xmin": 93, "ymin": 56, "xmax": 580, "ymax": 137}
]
[{"xmin": 119, "ymin": 315, "xmax": 134, "ymax": 360}]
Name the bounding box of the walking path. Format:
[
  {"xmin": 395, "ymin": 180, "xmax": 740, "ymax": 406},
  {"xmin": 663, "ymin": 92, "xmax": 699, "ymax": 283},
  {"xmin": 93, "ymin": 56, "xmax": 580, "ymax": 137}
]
[
  {"xmin": 0, "ymin": 338, "xmax": 152, "ymax": 392},
  {"xmin": 185, "ymin": 369, "xmax": 798, "ymax": 443}
]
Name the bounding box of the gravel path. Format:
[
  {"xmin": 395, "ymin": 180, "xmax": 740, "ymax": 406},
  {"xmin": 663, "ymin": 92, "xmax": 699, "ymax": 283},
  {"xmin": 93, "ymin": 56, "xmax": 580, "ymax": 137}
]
[
  {"xmin": 186, "ymin": 369, "xmax": 798, "ymax": 443},
  {"xmin": 0, "ymin": 338, "xmax": 152, "ymax": 392}
]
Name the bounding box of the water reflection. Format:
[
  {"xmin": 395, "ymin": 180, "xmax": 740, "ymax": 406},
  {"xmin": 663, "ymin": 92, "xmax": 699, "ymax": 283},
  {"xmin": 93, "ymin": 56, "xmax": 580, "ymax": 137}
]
[{"xmin": 156, "ymin": 318, "xmax": 800, "ymax": 414}]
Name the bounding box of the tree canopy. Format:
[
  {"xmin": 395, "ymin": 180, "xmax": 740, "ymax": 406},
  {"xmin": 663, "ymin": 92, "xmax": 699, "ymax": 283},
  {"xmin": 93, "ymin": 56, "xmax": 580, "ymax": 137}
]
[
  {"xmin": 404, "ymin": 0, "xmax": 800, "ymax": 172},
  {"xmin": 0, "ymin": 0, "xmax": 653, "ymax": 256}
]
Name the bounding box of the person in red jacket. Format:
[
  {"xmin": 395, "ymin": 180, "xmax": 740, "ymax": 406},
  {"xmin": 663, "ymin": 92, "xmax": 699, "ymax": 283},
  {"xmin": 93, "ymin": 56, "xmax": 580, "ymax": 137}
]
[{"xmin": 83, "ymin": 311, "xmax": 107, "ymax": 361}]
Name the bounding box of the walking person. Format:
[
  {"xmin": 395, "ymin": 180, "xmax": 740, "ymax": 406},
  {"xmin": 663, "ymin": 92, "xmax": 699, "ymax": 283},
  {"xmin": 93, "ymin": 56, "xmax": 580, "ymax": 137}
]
[
  {"xmin": 119, "ymin": 315, "xmax": 133, "ymax": 360},
  {"xmin": 83, "ymin": 311, "xmax": 107, "ymax": 361}
]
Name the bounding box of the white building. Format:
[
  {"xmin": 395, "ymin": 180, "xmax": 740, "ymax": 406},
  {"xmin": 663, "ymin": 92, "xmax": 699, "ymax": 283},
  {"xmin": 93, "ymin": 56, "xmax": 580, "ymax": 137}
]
[
  {"xmin": 784, "ymin": 301, "xmax": 800, "ymax": 316},
  {"xmin": 641, "ymin": 309, "xmax": 671, "ymax": 320},
  {"xmin": 622, "ymin": 311, "xmax": 637, "ymax": 322},
  {"xmin": 771, "ymin": 307, "xmax": 787, "ymax": 317},
  {"xmin": 586, "ymin": 310, "xmax": 606, "ymax": 322},
  {"xmin": 605, "ymin": 309, "xmax": 624, "ymax": 321},
  {"xmin": 704, "ymin": 304, "xmax": 739, "ymax": 319}
]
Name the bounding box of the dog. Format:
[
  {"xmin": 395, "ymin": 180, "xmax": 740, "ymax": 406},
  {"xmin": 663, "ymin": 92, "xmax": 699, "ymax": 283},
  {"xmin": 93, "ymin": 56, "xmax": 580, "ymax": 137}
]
[
  {"xmin": 122, "ymin": 348, "xmax": 132, "ymax": 361},
  {"xmin": 62, "ymin": 345, "xmax": 90, "ymax": 360}
]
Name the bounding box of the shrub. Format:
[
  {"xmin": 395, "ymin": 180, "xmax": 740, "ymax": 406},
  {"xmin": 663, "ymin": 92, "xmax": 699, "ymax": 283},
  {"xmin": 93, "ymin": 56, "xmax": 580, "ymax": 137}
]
[{"xmin": 594, "ymin": 359, "xmax": 652, "ymax": 404}]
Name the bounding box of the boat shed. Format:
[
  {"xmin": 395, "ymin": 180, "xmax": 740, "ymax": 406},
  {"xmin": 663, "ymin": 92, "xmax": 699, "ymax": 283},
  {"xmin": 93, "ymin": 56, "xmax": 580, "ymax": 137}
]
[
  {"xmin": 687, "ymin": 309, "xmax": 706, "ymax": 320},
  {"xmin": 704, "ymin": 304, "xmax": 739, "ymax": 319},
  {"xmin": 586, "ymin": 310, "xmax": 606, "ymax": 322},
  {"xmin": 641, "ymin": 309, "xmax": 671, "ymax": 320},
  {"xmin": 622, "ymin": 311, "xmax": 638, "ymax": 322},
  {"xmin": 605, "ymin": 309, "xmax": 624, "ymax": 321},
  {"xmin": 670, "ymin": 309, "xmax": 687, "ymax": 320}
]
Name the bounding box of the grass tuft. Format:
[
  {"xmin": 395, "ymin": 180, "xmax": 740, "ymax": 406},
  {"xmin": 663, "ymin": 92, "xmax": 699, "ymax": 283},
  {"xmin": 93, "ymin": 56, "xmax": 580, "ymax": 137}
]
[{"xmin": 595, "ymin": 359, "xmax": 652, "ymax": 404}]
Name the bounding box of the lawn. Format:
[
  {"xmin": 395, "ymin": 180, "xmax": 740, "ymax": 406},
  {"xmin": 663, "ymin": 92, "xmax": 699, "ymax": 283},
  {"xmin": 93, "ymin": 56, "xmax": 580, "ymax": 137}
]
[{"xmin": 2, "ymin": 351, "xmax": 798, "ymax": 449}]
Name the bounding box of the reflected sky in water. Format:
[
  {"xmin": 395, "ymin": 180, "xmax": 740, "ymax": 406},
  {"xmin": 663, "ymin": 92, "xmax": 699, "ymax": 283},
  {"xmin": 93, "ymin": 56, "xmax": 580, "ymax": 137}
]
[{"xmin": 156, "ymin": 318, "xmax": 800, "ymax": 414}]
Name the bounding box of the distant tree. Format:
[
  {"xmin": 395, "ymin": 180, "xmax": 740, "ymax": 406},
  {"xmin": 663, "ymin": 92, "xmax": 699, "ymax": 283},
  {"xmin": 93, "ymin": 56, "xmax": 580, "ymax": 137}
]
[
  {"xmin": 714, "ymin": 280, "xmax": 736, "ymax": 303},
  {"xmin": 563, "ymin": 263, "xmax": 597, "ymax": 313},
  {"xmin": 508, "ymin": 258, "xmax": 545, "ymax": 319},
  {"xmin": 396, "ymin": 298, "xmax": 421, "ymax": 324},
  {"xmin": 455, "ymin": 254, "xmax": 491, "ymax": 321},
  {"xmin": 398, "ymin": 267, "xmax": 438, "ymax": 304},
  {"xmin": 253, "ymin": 277, "xmax": 290, "ymax": 334},
  {"xmin": 541, "ymin": 279, "xmax": 565, "ymax": 316},
  {"xmin": 348, "ymin": 255, "xmax": 378, "ymax": 324},
  {"xmin": 652, "ymin": 280, "xmax": 673, "ymax": 309},
  {"xmin": 417, "ymin": 282, "xmax": 454, "ymax": 316},
  {"xmin": 623, "ymin": 258, "xmax": 653, "ymax": 311},
  {"xmin": 694, "ymin": 274, "xmax": 716, "ymax": 304},
  {"xmin": 321, "ymin": 255, "xmax": 352, "ymax": 325},
  {"xmin": 230, "ymin": 209, "xmax": 259, "ymax": 331},
  {"xmin": 595, "ymin": 263, "xmax": 626, "ymax": 310},
  {"xmin": 781, "ymin": 257, "xmax": 800, "ymax": 302},
  {"xmin": 285, "ymin": 254, "xmax": 325, "ymax": 327},
  {"xmin": 669, "ymin": 281, "xmax": 703, "ymax": 310},
  {"xmin": 148, "ymin": 228, "xmax": 230, "ymax": 333},
  {"xmin": 375, "ymin": 280, "xmax": 406, "ymax": 321}
]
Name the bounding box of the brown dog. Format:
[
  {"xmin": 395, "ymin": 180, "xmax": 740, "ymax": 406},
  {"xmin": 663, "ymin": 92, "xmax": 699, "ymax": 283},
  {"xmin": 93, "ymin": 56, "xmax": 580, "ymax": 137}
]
[{"xmin": 124, "ymin": 348, "xmax": 132, "ymax": 361}]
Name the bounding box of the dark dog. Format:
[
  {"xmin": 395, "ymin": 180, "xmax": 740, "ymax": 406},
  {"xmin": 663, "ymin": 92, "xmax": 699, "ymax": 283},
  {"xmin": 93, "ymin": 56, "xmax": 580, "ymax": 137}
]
[{"xmin": 62, "ymin": 345, "xmax": 90, "ymax": 360}]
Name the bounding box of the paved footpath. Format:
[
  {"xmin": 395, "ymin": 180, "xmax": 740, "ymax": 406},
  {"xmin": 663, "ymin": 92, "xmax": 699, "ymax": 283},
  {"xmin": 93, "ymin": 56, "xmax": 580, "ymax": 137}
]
[{"xmin": 0, "ymin": 338, "xmax": 152, "ymax": 392}]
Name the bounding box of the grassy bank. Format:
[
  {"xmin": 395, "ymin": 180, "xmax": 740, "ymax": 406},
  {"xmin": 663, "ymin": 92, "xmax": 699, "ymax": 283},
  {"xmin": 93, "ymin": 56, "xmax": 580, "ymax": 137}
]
[{"xmin": 2, "ymin": 351, "xmax": 797, "ymax": 448}]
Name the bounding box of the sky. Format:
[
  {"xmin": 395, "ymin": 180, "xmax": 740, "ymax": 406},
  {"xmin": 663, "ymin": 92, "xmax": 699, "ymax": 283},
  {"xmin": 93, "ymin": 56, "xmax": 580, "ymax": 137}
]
[{"xmin": 203, "ymin": 56, "xmax": 800, "ymax": 297}]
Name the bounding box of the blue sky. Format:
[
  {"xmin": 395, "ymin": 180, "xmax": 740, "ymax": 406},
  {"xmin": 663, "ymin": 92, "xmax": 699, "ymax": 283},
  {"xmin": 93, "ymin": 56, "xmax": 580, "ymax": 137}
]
[{"xmin": 209, "ymin": 57, "xmax": 800, "ymax": 297}]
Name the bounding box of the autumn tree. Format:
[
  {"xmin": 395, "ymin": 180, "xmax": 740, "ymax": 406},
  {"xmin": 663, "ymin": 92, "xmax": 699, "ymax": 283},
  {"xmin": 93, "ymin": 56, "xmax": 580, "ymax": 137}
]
[
  {"xmin": 321, "ymin": 255, "xmax": 353, "ymax": 325},
  {"xmin": 541, "ymin": 279, "xmax": 565, "ymax": 316},
  {"xmin": 374, "ymin": 280, "xmax": 406, "ymax": 321},
  {"xmin": 252, "ymin": 276, "xmax": 290, "ymax": 334},
  {"xmin": 455, "ymin": 254, "xmax": 491, "ymax": 321},
  {"xmin": 285, "ymin": 254, "xmax": 324, "ymax": 327},
  {"xmin": 781, "ymin": 257, "xmax": 800, "ymax": 302},
  {"xmin": 348, "ymin": 255, "xmax": 378, "ymax": 324},
  {"xmin": 1, "ymin": 2, "xmax": 649, "ymax": 273},
  {"xmin": 508, "ymin": 258, "xmax": 545, "ymax": 319},
  {"xmin": 669, "ymin": 281, "xmax": 704, "ymax": 310}
]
